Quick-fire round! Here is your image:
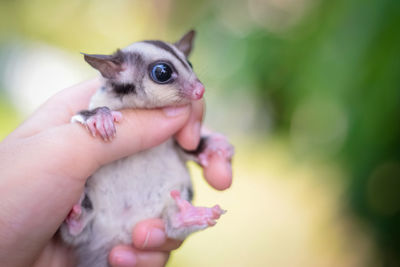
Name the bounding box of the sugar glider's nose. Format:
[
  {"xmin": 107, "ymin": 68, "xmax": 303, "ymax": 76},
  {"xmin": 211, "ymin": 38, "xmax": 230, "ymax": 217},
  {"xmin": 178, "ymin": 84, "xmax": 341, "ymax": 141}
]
[{"xmin": 191, "ymin": 81, "xmax": 205, "ymax": 100}]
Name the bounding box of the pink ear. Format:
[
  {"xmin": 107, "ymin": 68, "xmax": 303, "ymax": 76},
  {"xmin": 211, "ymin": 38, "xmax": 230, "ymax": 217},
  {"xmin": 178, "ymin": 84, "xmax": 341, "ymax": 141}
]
[
  {"xmin": 174, "ymin": 30, "xmax": 196, "ymax": 57},
  {"xmin": 82, "ymin": 50, "xmax": 124, "ymax": 79}
]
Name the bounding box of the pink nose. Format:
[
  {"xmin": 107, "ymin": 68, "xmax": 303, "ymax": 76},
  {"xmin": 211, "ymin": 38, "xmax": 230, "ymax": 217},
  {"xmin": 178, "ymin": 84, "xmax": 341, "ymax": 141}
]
[{"xmin": 192, "ymin": 82, "xmax": 205, "ymax": 100}]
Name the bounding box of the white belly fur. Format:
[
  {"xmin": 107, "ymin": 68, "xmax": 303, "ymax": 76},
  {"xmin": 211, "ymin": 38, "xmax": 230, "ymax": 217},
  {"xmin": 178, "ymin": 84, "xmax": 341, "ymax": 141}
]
[{"xmin": 85, "ymin": 138, "xmax": 191, "ymax": 249}]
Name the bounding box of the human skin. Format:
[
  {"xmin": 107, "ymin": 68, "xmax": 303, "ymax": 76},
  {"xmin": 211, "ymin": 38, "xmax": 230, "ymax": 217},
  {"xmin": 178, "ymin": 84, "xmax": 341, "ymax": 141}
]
[{"xmin": 0, "ymin": 79, "xmax": 232, "ymax": 267}]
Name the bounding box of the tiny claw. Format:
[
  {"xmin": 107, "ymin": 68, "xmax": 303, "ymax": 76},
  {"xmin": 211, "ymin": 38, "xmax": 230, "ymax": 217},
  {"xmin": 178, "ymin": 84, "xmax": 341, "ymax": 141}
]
[
  {"xmin": 104, "ymin": 117, "xmax": 113, "ymax": 140},
  {"xmin": 87, "ymin": 120, "xmax": 97, "ymax": 137},
  {"xmin": 207, "ymin": 219, "xmax": 217, "ymax": 226},
  {"xmin": 112, "ymin": 111, "xmax": 123, "ymax": 122},
  {"xmin": 212, "ymin": 205, "xmax": 226, "ymax": 219}
]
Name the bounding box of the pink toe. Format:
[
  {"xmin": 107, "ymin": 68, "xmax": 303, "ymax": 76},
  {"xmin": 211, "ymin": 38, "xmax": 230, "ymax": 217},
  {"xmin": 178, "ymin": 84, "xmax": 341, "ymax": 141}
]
[
  {"xmin": 112, "ymin": 111, "xmax": 123, "ymax": 122},
  {"xmin": 87, "ymin": 120, "xmax": 97, "ymax": 137},
  {"xmin": 104, "ymin": 117, "xmax": 115, "ymax": 140},
  {"xmin": 207, "ymin": 219, "xmax": 216, "ymax": 226},
  {"xmin": 170, "ymin": 190, "xmax": 180, "ymax": 199},
  {"xmin": 96, "ymin": 116, "xmax": 108, "ymax": 141},
  {"xmin": 111, "ymin": 119, "xmax": 117, "ymax": 137},
  {"xmin": 73, "ymin": 205, "xmax": 81, "ymax": 214}
]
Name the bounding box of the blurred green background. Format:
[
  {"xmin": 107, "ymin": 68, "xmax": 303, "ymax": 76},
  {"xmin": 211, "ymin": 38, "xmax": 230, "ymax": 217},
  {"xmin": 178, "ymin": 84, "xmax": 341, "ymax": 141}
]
[{"xmin": 1, "ymin": 0, "xmax": 399, "ymax": 266}]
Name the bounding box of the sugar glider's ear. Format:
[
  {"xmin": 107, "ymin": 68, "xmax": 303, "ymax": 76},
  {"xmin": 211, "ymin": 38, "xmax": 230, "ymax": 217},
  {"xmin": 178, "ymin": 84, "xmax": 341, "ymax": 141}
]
[
  {"xmin": 82, "ymin": 50, "xmax": 124, "ymax": 79},
  {"xmin": 174, "ymin": 30, "xmax": 196, "ymax": 57}
]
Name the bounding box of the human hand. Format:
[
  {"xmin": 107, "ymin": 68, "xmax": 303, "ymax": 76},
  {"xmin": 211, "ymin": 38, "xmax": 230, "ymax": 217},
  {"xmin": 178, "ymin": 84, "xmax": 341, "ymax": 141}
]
[{"xmin": 0, "ymin": 79, "xmax": 232, "ymax": 267}]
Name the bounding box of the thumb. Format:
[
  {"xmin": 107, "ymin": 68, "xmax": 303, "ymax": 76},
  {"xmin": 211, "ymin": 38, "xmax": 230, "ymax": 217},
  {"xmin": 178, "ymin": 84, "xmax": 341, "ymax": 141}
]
[{"xmin": 33, "ymin": 105, "xmax": 191, "ymax": 180}]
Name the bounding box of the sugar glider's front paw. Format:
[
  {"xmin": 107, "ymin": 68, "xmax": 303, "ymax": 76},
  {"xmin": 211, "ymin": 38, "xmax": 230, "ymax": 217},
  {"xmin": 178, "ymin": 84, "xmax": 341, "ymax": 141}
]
[
  {"xmin": 71, "ymin": 107, "xmax": 122, "ymax": 141},
  {"xmin": 198, "ymin": 133, "xmax": 234, "ymax": 167}
]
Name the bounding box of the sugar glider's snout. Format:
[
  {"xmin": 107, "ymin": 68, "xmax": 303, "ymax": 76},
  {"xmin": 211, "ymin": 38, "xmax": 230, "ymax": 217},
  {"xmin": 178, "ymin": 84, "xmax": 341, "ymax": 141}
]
[
  {"xmin": 192, "ymin": 80, "xmax": 205, "ymax": 100},
  {"xmin": 183, "ymin": 79, "xmax": 205, "ymax": 100}
]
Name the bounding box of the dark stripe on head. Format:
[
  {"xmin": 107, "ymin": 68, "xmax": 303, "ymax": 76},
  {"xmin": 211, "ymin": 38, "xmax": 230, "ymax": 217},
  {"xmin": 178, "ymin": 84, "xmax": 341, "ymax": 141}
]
[
  {"xmin": 125, "ymin": 52, "xmax": 145, "ymax": 67},
  {"xmin": 144, "ymin": 40, "xmax": 190, "ymax": 71}
]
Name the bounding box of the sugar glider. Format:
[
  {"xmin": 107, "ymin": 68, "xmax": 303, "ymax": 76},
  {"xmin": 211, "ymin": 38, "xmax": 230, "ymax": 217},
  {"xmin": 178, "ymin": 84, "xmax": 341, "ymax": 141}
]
[{"xmin": 59, "ymin": 30, "xmax": 234, "ymax": 267}]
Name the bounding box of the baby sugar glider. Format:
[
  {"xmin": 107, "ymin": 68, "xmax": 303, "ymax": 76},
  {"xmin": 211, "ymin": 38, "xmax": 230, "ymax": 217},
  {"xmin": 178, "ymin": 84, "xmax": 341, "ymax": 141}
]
[{"xmin": 59, "ymin": 30, "xmax": 234, "ymax": 267}]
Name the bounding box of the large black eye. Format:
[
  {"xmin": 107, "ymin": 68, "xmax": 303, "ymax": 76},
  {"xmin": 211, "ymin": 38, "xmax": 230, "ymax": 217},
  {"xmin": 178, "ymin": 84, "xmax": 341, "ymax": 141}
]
[{"xmin": 150, "ymin": 63, "xmax": 173, "ymax": 84}]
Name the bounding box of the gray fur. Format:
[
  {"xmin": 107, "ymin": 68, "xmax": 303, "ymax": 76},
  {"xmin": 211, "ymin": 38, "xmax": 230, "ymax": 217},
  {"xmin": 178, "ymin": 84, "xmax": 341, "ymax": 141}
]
[
  {"xmin": 85, "ymin": 40, "xmax": 199, "ymax": 110},
  {"xmin": 61, "ymin": 139, "xmax": 193, "ymax": 267},
  {"xmin": 60, "ymin": 31, "xmax": 209, "ymax": 266}
]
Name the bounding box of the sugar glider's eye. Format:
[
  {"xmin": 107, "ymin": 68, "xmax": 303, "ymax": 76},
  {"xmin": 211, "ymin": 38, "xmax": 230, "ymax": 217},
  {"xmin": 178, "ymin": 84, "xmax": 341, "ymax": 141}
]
[{"xmin": 150, "ymin": 63, "xmax": 174, "ymax": 84}]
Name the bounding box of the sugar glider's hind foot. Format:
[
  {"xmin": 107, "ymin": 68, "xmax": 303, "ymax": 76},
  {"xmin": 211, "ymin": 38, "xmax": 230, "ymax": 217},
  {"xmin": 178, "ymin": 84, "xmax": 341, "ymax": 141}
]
[
  {"xmin": 164, "ymin": 190, "xmax": 226, "ymax": 240},
  {"xmin": 59, "ymin": 191, "xmax": 95, "ymax": 245},
  {"xmin": 71, "ymin": 106, "xmax": 122, "ymax": 141}
]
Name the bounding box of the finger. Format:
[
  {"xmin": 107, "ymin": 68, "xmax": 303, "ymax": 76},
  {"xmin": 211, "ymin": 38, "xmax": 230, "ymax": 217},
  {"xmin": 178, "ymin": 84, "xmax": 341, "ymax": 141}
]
[
  {"xmin": 29, "ymin": 105, "xmax": 192, "ymax": 180},
  {"xmin": 136, "ymin": 251, "xmax": 169, "ymax": 267},
  {"xmin": 109, "ymin": 245, "xmax": 137, "ymax": 267},
  {"xmin": 174, "ymin": 99, "xmax": 204, "ymax": 150},
  {"xmin": 203, "ymin": 153, "xmax": 233, "ymax": 190},
  {"xmin": 7, "ymin": 78, "xmax": 101, "ymax": 140},
  {"xmin": 132, "ymin": 219, "xmax": 182, "ymax": 251},
  {"xmin": 109, "ymin": 246, "xmax": 170, "ymax": 267}
]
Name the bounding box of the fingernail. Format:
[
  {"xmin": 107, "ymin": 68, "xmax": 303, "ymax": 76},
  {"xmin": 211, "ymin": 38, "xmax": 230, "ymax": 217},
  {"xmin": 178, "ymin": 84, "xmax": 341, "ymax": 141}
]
[
  {"xmin": 163, "ymin": 105, "xmax": 189, "ymax": 117},
  {"xmin": 111, "ymin": 249, "xmax": 137, "ymax": 267},
  {"xmin": 143, "ymin": 228, "xmax": 166, "ymax": 248}
]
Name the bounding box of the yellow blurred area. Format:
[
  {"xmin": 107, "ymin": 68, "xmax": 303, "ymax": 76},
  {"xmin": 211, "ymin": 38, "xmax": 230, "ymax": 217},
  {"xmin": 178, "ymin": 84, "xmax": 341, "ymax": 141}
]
[
  {"xmin": 0, "ymin": 98, "xmax": 21, "ymax": 138},
  {"xmin": 1, "ymin": 0, "xmax": 181, "ymax": 52},
  {"xmin": 169, "ymin": 138, "xmax": 378, "ymax": 267}
]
